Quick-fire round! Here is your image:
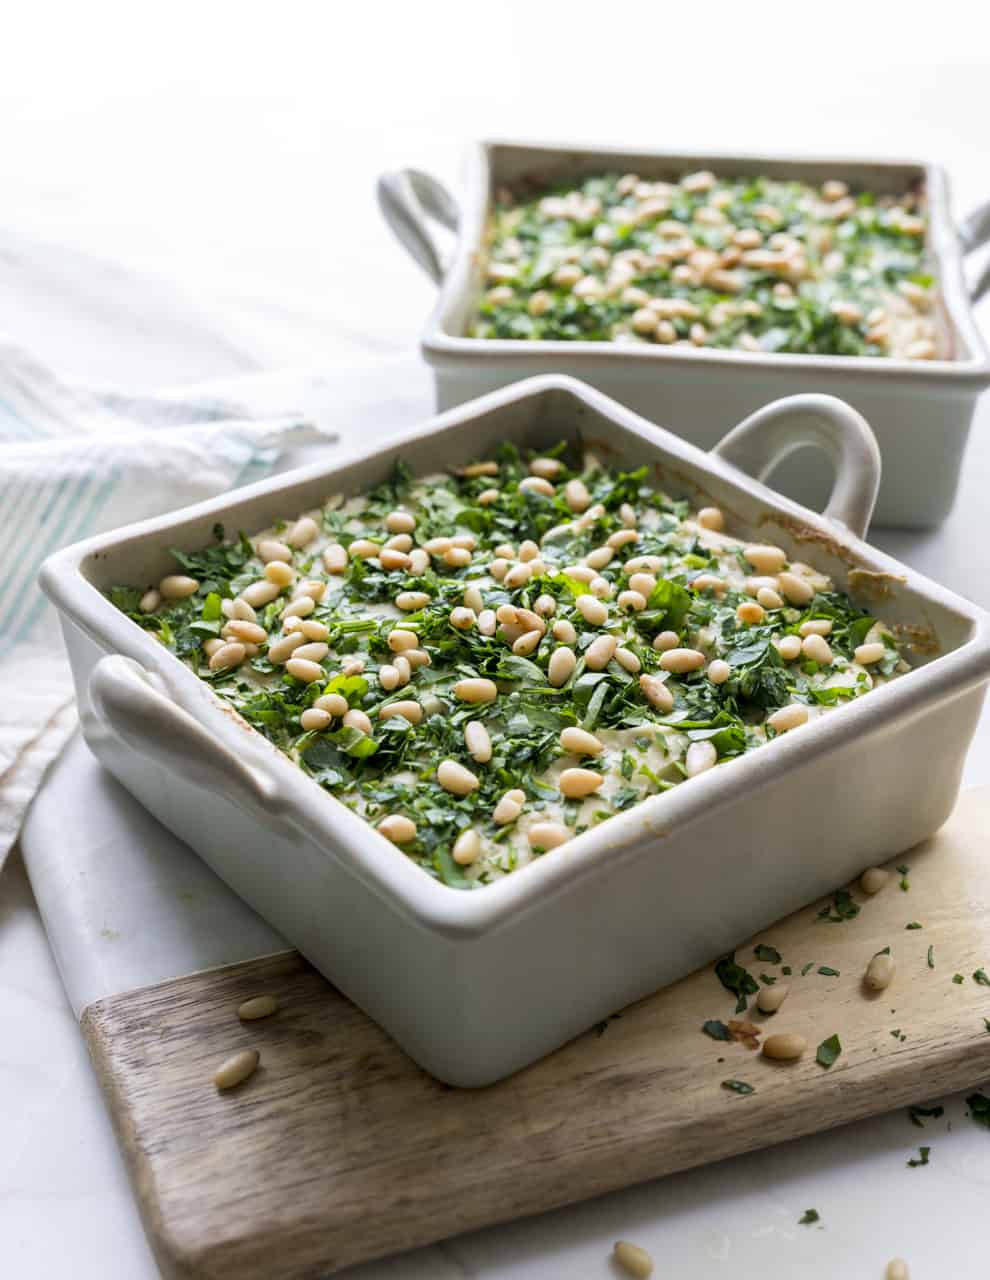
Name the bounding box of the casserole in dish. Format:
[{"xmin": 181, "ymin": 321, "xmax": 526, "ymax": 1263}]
[
  {"xmin": 41, "ymin": 377, "xmax": 990, "ymax": 1086},
  {"xmin": 378, "ymin": 141, "xmax": 990, "ymax": 529}
]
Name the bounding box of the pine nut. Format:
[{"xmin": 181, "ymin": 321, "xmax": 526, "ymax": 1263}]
[
  {"xmin": 589, "ymin": 576, "xmax": 611, "ymax": 600},
  {"xmin": 140, "ymin": 589, "xmax": 161, "ymax": 612},
  {"xmin": 451, "ymin": 533, "xmax": 478, "ymax": 551},
  {"xmin": 282, "ymin": 596, "xmax": 315, "ymax": 619},
  {"xmin": 387, "ymin": 629, "xmax": 418, "ymax": 653},
  {"xmin": 285, "ymin": 657, "xmax": 324, "ymax": 683},
  {"xmin": 777, "ymin": 571, "xmax": 814, "ymax": 605},
  {"xmin": 268, "ymin": 632, "xmax": 306, "ymax": 663},
  {"xmin": 653, "ymin": 631, "xmax": 680, "ymax": 651},
  {"xmin": 463, "ymin": 584, "xmax": 485, "ymax": 612},
  {"xmin": 385, "ymin": 510, "xmax": 416, "ymax": 534},
  {"xmin": 519, "ymin": 476, "xmax": 555, "ymax": 497},
  {"xmin": 214, "ymin": 1048, "xmax": 260, "ymax": 1090},
  {"xmin": 564, "ymin": 564, "xmax": 596, "ymax": 584},
  {"xmin": 697, "ymin": 507, "xmax": 724, "ymax": 532},
  {"xmin": 586, "ymin": 545, "xmax": 614, "ymax": 570},
  {"xmin": 453, "ymin": 678, "xmax": 498, "ymax": 703},
  {"xmin": 228, "ymin": 598, "xmax": 257, "ymax": 622},
  {"xmin": 379, "ymin": 700, "xmax": 422, "ymax": 723},
  {"xmin": 224, "ymin": 620, "xmax": 267, "ymax": 645},
  {"xmin": 767, "ymin": 703, "xmax": 808, "ymax": 732},
  {"xmin": 203, "ymin": 638, "xmax": 225, "ymax": 658},
  {"xmin": 685, "ymin": 740, "xmax": 717, "ymax": 777},
  {"xmin": 737, "ymin": 601, "xmax": 765, "ymax": 625},
  {"xmin": 513, "ymin": 628, "xmax": 543, "ymax": 656},
  {"xmin": 518, "ymin": 539, "xmax": 540, "ymax": 561},
  {"xmin": 437, "ymin": 759, "xmax": 480, "ymax": 796},
  {"xmin": 552, "ymin": 619, "xmax": 577, "ymax": 644},
  {"xmin": 860, "ymin": 866, "xmax": 890, "ymax": 894},
  {"xmin": 478, "ymin": 487, "xmax": 500, "ymax": 505},
  {"xmin": 258, "ymin": 538, "xmax": 293, "ymax": 563},
  {"xmin": 865, "ymin": 952, "xmax": 895, "ymax": 991},
  {"xmin": 377, "ymin": 548, "xmax": 408, "ymax": 572},
  {"xmin": 885, "ymin": 1260, "xmax": 909, "ymax": 1280},
  {"xmin": 528, "ymin": 822, "xmax": 570, "ymax": 850},
  {"xmin": 450, "ymin": 607, "xmax": 477, "ymax": 630},
  {"xmin": 585, "ymin": 634, "xmax": 617, "ymax": 670},
  {"xmin": 548, "ymin": 647, "xmax": 577, "ymax": 687},
  {"xmin": 378, "ymin": 814, "xmax": 417, "ymax": 843},
  {"xmin": 745, "ymin": 576, "xmax": 778, "ymax": 597},
  {"xmin": 628, "ymin": 572, "xmax": 656, "ymax": 597},
  {"xmin": 489, "ymin": 558, "xmax": 510, "ymax": 582},
  {"xmin": 379, "ymin": 664, "xmax": 401, "ymax": 690},
  {"xmin": 408, "ymin": 547, "xmax": 430, "ymax": 575},
  {"xmin": 744, "ymin": 544, "xmax": 788, "ymax": 574},
  {"xmin": 396, "ymin": 591, "xmax": 430, "ymax": 611},
  {"xmin": 343, "ymin": 708, "xmax": 373, "ymax": 735},
  {"xmin": 323, "ymin": 543, "xmax": 349, "ymax": 573},
  {"xmin": 160, "ymin": 574, "xmax": 199, "ymax": 600},
  {"xmin": 300, "ymin": 707, "xmax": 332, "ymax": 731},
  {"xmin": 289, "ymin": 643, "xmax": 325, "ymax": 664},
  {"xmin": 640, "ymin": 674, "xmax": 674, "ymax": 712},
  {"xmin": 460, "ymin": 460, "xmax": 498, "ymax": 477},
  {"xmin": 465, "ymin": 721, "xmax": 492, "ymax": 763},
  {"xmin": 287, "ymin": 516, "xmax": 319, "ymax": 548},
  {"xmin": 706, "ymin": 659, "xmax": 731, "ymax": 685},
  {"xmin": 315, "ymin": 693, "xmax": 348, "ymax": 717},
  {"xmin": 608, "ymin": 528, "xmax": 639, "ymax": 549},
  {"xmin": 613, "ymin": 1241, "xmax": 654, "ymax": 1278},
  {"xmin": 264, "ymin": 560, "xmax": 295, "ymax": 587},
  {"xmin": 627, "ymin": 555, "xmax": 663, "ymax": 574},
  {"xmin": 756, "ymin": 983, "xmax": 789, "ymax": 1014},
  {"xmin": 617, "ymin": 501, "xmax": 636, "ymax": 527},
  {"xmin": 618, "ymin": 589, "xmax": 647, "ymax": 612},
  {"xmin": 424, "ymin": 537, "xmax": 453, "ymax": 556},
  {"xmin": 341, "ymin": 656, "xmax": 365, "ymax": 675},
  {"xmin": 452, "ymin": 828, "xmax": 482, "ymax": 865},
  {"xmin": 775, "ymin": 635, "xmax": 803, "ymax": 661},
  {"xmin": 576, "ymin": 594, "xmax": 608, "ymax": 625},
  {"xmin": 349, "ymin": 538, "xmax": 380, "ymax": 559},
  {"xmin": 299, "ymin": 578, "xmax": 328, "ymax": 601},
  {"xmin": 493, "ymin": 789, "xmax": 525, "ymax": 824},
  {"xmin": 799, "ymin": 619, "xmax": 832, "ymax": 637},
  {"xmin": 494, "ymin": 542, "xmax": 516, "ymax": 559},
  {"xmin": 209, "ymin": 642, "xmax": 246, "ymax": 671},
  {"xmin": 504, "ymin": 563, "xmax": 532, "ymax": 589},
  {"xmin": 615, "ymin": 646, "xmax": 641, "ymax": 674},
  {"xmin": 534, "ymin": 594, "xmax": 556, "ymax": 617},
  {"xmin": 478, "ymin": 609, "xmax": 497, "ymax": 636},
  {"xmin": 529, "ymin": 457, "xmax": 563, "ymax": 480},
  {"xmin": 762, "ymin": 1032, "xmax": 806, "ymax": 1061},
  {"xmin": 855, "ymin": 642, "xmax": 886, "ymax": 666},
  {"xmin": 756, "ymin": 587, "xmax": 784, "ymax": 610},
  {"xmin": 692, "ymin": 574, "xmax": 726, "ymax": 595},
  {"xmin": 802, "ymin": 634, "xmax": 833, "ymax": 664},
  {"xmin": 563, "ymin": 478, "xmax": 590, "ymax": 513},
  {"xmin": 660, "ymin": 647, "xmax": 705, "ymax": 673},
  {"xmin": 237, "ymin": 995, "xmax": 278, "ymax": 1021},
  {"xmin": 560, "ymin": 727, "xmax": 603, "ymax": 756}
]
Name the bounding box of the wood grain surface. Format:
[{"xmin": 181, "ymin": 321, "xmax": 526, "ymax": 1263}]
[{"xmin": 83, "ymin": 787, "xmax": 990, "ymax": 1280}]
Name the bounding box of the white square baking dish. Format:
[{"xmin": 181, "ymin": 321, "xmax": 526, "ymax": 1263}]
[
  {"xmin": 41, "ymin": 376, "xmax": 990, "ymax": 1086},
  {"xmin": 379, "ymin": 140, "xmax": 990, "ymax": 529}
]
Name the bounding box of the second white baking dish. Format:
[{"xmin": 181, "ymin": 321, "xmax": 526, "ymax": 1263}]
[
  {"xmin": 379, "ymin": 140, "xmax": 990, "ymax": 529},
  {"xmin": 41, "ymin": 377, "xmax": 990, "ymax": 1086}
]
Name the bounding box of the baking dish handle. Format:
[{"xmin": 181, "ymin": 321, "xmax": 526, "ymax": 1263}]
[
  {"xmin": 958, "ymin": 200, "xmax": 990, "ymax": 303},
  {"xmin": 88, "ymin": 654, "xmax": 284, "ymax": 813},
  {"xmin": 710, "ymin": 393, "xmax": 881, "ymax": 540},
  {"xmin": 377, "ymin": 168, "xmax": 460, "ymax": 284}
]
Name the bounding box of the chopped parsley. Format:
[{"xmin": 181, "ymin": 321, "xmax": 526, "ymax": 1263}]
[
  {"xmin": 715, "ymin": 953, "xmax": 760, "ymax": 1014},
  {"xmin": 908, "ymin": 1104, "xmax": 944, "ymax": 1127},
  {"xmin": 907, "ymin": 1145, "xmax": 931, "ymax": 1167},
  {"xmin": 818, "ymin": 889, "xmax": 860, "ymax": 923},
  {"xmin": 817, "ymin": 966, "xmax": 840, "ymax": 977},
  {"xmin": 897, "ymin": 864, "xmax": 911, "ymax": 891},
  {"xmin": 974, "ymin": 969, "xmax": 990, "ymax": 987},
  {"xmin": 816, "ymin": 1034, "xmax": 842, "ymax": 1069},
  {"xmin": 927, "ymin": 946, "xmax": 935, "ymax": 969},
  {"xmin": 753, "ymin": 944, "xmax": 782, "ymax": 964},
  {"xmin": 798, "ymin": 1209, "xmax": 820, "ymax": 1225},
  {"xmin": 953, "ymin": 974, "xmax": 965, "ymax": 985},
  {"xmin": 905, "ymin": 922, "xmax": 923, "ymax": 930},
  {"xmin": 702, "ymin": 1019, "xmax": 733, "ymax": 1042},
  {"xmin": 721, "ymin": 1079, "xmax": 755, "ymax": 1095},
  {"xmin": 968, "ymin": 1092, "xmax": 990, "ymax": 1129}
]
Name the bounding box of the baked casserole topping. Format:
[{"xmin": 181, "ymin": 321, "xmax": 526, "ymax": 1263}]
[
  {"xmin": 110, "ymin": 444, "xmax": 909, "ymax": 888},
  {"xmin": 472, "ymin": 171, "xmax": 937, "ymax": 360}
]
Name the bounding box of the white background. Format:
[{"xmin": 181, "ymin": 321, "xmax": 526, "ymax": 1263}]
[{"xmin": 2, "ymin": 4, "xmax": 990, "ymax": 1277}]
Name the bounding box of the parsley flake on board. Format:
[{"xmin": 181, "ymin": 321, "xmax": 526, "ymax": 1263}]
[
  {"xmin": 798, "ymin": 1209, "xmax": 820, "ymax": 1226},
  {"xmin": 721, "ymin": 1079, "xmax": 755, "ymax": 1095},
  {"xmin": 953, "ymin": 974, "xmax": 965, "ymax": 985},
  {"xmin": 927, "ymin": 946, "xmax": 935, "ymax": 969},
  {"xmin": 968, "ymin": 1093, "xmax": 990, "ymax": 1129},
  {"xmin": 905, "ymin": 922, "xmax": 923, "ymax": 930},
  {"xmin": 817, "ymin": 888, "xmax": 860, "ymax": 923},
  {"xmin": 702, "ymin": 1020, "xmax": 733, "ymax": 1042},
  {"xmin": 974, "ymin": 969, "xmax": 990, "ymax": 987},
  {"xmin": 909, "ymin": 1104, "xmax": 944, "ymax": 1127},
  {"xmin": 897, "ymin": 864, "xmax": 911, "ymax": 890},
  {"xmin": 817, "ymin": 966, "xmax": 840, "ymax": 977},
  {"xmin": 907, "ymin": 1145, "xmax": 931, "ymax": 1167},
  {"xmin": 715, "ymin": 953, "xmax": 760, "ymax": 1014},
  {"xmin": 753, "ymin": 944, "xmax": 782, "ymax": 964},
  {"xmin": 801, "ymin": 962, "xmax": 815, "ymax": 977},
  {"xmin": 816, "ymin": 1035, "xmax": 842, "ymax": 1069}
]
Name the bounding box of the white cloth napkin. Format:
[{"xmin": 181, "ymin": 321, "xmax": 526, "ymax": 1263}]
[{"xmin": 0, "ymin": 340, "xmax": 334, "ymax": 870}]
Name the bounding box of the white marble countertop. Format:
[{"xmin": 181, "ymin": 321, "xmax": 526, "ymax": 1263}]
[{"xmin": 3, "ymin": 8, "xmax": 990, "ymax": 1277}]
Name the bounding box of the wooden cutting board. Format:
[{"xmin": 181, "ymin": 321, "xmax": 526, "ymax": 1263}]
[{"xmin": 83, "ymin": 787, "xmax": 990, "ymax": 1280}]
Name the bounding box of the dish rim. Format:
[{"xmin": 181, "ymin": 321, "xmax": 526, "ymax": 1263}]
[
  {"xmin": 417, "ymin": 139, "xmax": 990, "ymax": 386},
  {"xmin": 41, "ymin": 375, "xmax": 990, "ymax": 939}
]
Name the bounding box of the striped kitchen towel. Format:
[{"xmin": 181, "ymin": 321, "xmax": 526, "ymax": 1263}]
[{"xmin": 0, "ymin": 340, "xmax": 333, "ymax": 870}]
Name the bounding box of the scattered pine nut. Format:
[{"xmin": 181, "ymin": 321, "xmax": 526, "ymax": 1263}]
[
  {"xmin": 613, "ymin": 1240, "xmax": 654, "ymax": 1277},
  {"xmin": 214, "ymin": 1048, "xmax": 260, "ymax": 1090},
  {"xmin": 237, "ymin": 995, "xmax": 278, "ymax": 1021}
]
